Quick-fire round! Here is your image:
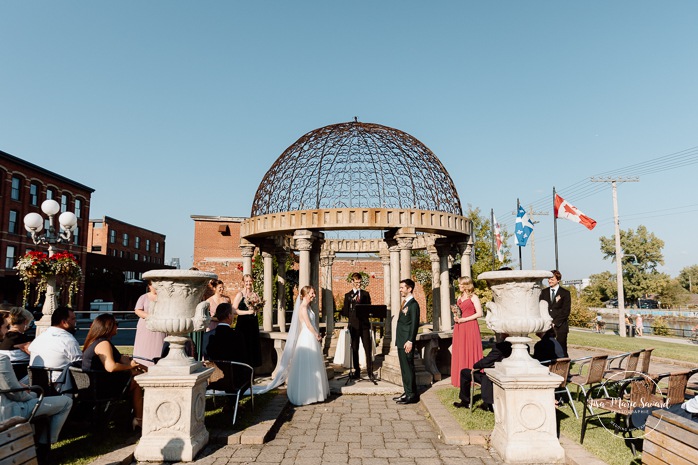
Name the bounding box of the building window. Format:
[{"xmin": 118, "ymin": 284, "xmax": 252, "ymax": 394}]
[
  {"xmin": 146, "ymin": 239, "xmax": 151, "ymax": 252},
  {"xmin": 135, "ymin": 237, "xmax": 140, "ymax": 249},
  {"xmin": 112, "ymin": 249, "xmax": 117, "ymax": 257},
  {"xmin": 155, "ymin": 242, "xmax": 160, "ymax": 254},
  {"xmin": 73, "ymin": 226, "xmax": 79, "ymax": 245},
  {"xmin": 75, "ymin": 198, "xmax": 82, "ymax": 218},
  {"xmin": 46, "ymin": 188, "xmax": 55, "ymax": 200},
  {"xmin": 11, "ymin": 177, "xmax": 21, "ymax": 200},
  {"xmin": 134, "ymin": 253, "xmax": 139, "ymax": 261},
  {"xmin": 5, "ymin": 246, "xmax": 16, "ymax": 269},
  {"xmin": 119, "ymin": 250, "xmax": 124, "ymax": 258},
  {"xmin": 92, "ymin": 245, "xmax": 102, "ymax": 252},
  {"xmin": 8, "ymin": 210, "xmax": 18, "ymax": 234},
  {"xmin": 109, "ymin": 230, "xmax": 116, "ymax": 244},
  {"xmin": 122, "ymin": 233, "xmax": 129, "ymax": 247},
  {"xmin": 29, "ymin": 183, "xmax": 39, "ymax": 206},
  {"xmin": 60, "ymin": 194, "xmax": 68, "ymax": 212}
]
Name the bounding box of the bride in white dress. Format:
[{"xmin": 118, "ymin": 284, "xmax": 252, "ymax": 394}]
[{"xmin": 249, "ymin": 285, "xmax": 329, "ymax": 406}]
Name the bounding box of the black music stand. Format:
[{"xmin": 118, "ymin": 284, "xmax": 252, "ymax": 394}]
[{"xmin": 354, "ymin": 304, "xmax": 387, "ymax": 384}]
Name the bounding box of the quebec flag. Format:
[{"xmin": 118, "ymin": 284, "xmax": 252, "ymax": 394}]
[{"xmin": 515, "ymin": 205, "xmax": 534, "ymax": 247}]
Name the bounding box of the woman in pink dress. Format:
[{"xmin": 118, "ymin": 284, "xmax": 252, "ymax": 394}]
[
  {"xmin": 451, "ymin": 276, "xmax": 484, "ymax": 387},
  {"xmin": 133, "ymin": 281, "xmax": 166, "ymax": 366},
  {"xmin": 206, "ymin": 279, "xmax": 231, "ymax": 331}
]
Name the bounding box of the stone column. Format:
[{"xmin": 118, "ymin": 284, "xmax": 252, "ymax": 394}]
[
  {"xmin": 436, "ymin": 240, "xmax": 453, "ymax": 332},
  {"xmin": 459, "ymin": 238, "xmax": 473, "ymax": 278},
  {"xmin": 240, "ymin": 240, "xmax": 255, "ymax": 276},
  {"xmin": 428, "ymin": 245, "xmax": 441, "ymax": 332},
  {"xmin": 275, "ymin": 249, "xmax": 288, "ymax": 332},
  {"xmin": 320, "ymin": 250, "xmax": 335, "ymax": 354},
  {"xmin": 397, "ymin": 235, "xmax": 415, "ymax": 280},
  {"xmin": 379, "ymin": 248, "xmax": 392, "ymax": 354},
  {"xmin": 294, "ymin": 230, "xmax": 314, "ymax": 289},
  {"xmin": 388, "ymin": 240, "xmax": 401, "ymax": 351},
  {"xmin": 262, "ymin": 250, "xmax": 274, "ymax": 332}
]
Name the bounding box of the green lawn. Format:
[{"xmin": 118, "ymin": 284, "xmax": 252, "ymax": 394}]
[{"xmin": 568, "ymin": 331, "xmax": 698, "ymax": 364}]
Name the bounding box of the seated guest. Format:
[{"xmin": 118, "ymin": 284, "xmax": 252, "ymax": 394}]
[
  {"xmin": 0, "ymin": 307, "xmax": 34, "ymax": 364},
  {"xmin": 29, "ymin": 307, "xmax": 82, "ymax": 381},
  {"xmin": 206, "ymin": 303, "xmax": 248, "ymax": 364},
  {"xmin": 82, "ymin": 314, "xmax": 147, "ymax": 429},
  {"xmin": 453, "ymin": 334, "xmax": 512, "ymax": 411},
  {"xmin": 532, "ymin": 328, "xmax": 565, "ymax": 362},
  {"xmin": 0, "ymin": 312, "xmax": 73, "ymax": 465}
]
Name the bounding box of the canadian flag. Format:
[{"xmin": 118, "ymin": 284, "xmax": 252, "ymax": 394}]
[{"xmin": 554, "ymin": 194, "xmax": 597, "ymax": 230}]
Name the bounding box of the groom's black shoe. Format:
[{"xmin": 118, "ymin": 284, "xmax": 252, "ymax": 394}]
[
  {"xmin": 396, "ymin": 395, "xmax": 420, "ymax": 405},
  {"xmin": 453, "ymin": 401, "xmax": 469, "ymax": 409},
  {"xmin": 393, "ymin": 394, "xmax": 407, "ymax": 402},
  {"xmin": 349, "ymin": 371, "xmax": 361, "ymax": 380}
]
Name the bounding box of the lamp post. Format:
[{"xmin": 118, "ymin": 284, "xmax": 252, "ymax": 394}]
[{"xmin": 23, "ymin": 199, "xmax": 78, "ymax": 330}]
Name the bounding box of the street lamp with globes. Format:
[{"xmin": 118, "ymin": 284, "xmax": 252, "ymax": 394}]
[{"xmin": 23, "ymin": 199, "xmax": 79, "ymax": 330}]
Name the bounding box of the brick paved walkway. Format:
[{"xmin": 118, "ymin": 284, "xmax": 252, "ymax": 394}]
[{"xmin": 191, "ymin": 394, "xmax": 503, "ymax": 465}]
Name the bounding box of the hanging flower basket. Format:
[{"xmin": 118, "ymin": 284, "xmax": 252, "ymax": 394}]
[{"xmin": 14, "ymin": 251, "xmax": 82, "ymax": 306}]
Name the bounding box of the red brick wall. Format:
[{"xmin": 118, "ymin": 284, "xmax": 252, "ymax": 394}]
[{"xmin": 0, "ymin": 151, "xmax": 93, "ymax": 309}]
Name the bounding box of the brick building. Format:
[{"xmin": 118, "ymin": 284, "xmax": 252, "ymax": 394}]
[
  {"xmin": 85, "ymin": 216, "xmax": 170, "ymax": 311},
  {"xmin": 192, "ymin": 215, "xmax": 428, "ymax": 319},
  {"xmin": 0, "ymin": 149, "xmax": 94, "ymax": 309}
]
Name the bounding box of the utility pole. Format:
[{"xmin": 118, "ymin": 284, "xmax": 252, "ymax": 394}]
[
  {"xmin": 591, "ymin": 176, "xmax": 639, "ymax": 337},
  {"xmin": 527, "ymin": 205, "xmax": 548, "ymax": 269}
]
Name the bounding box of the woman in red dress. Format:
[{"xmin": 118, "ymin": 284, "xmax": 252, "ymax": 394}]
[{"xmin": 450, "ymin": 276, "xmax": 484, "ymax": 387}]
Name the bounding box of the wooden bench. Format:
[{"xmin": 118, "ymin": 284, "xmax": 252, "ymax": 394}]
[
  {"xmin": 0, "ymin": 417, "xmax": 37, "ymax": 465},
  {"xmin": 642, "ymin": 410, "xmax": 698, "ymax": 465}
]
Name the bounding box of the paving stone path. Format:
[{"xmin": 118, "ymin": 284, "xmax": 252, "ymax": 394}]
[{"xmin": 192, "ymin": 394, "xmax": 503, "ymax": 465}]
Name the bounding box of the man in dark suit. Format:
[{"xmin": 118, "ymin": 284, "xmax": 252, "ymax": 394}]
[
  {"xmin": 539, "ymin": 270, "xmax": 571, "ymax": 357},
  {"xmin": 532, "ymin": 328, "xmax": 565, "ymax": 362},
  {"xmin": 342, "ymin": 272, "xmax": 373, "ymax": 379},
  {"xmin": 393, "ymin": 278, "xmax": 420, "ymax": 405},
  {"xmin": 206, "ymin": 303, "xmax": 248, "ymax": 364},
  {"xmin": 453, "ymin": 335, "xmax": 512, "ymax": 411}
]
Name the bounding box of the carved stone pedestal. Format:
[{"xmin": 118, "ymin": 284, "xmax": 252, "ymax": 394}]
[
  {"xmin": 133, "ymin": 367, "xmax": 214, "ymax": 462},
  {"xmin": 380, "ymin": 352, "xmax": 432, "ymax": 387},
  {"xmin": 487, "ymin": 366, "xmax": 565, "ymax": 464}
]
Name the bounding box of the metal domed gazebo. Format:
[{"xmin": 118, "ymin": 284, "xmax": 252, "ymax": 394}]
[{"xmin": 238, "ymin": 120, "xmax": 473, "ymax": 386}]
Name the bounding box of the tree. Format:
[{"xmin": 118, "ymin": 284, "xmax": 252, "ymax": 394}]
[
  {"xmin": 465, "ymin": 205, "xmax": 514, "ymax": 303},
  {"xmin": 678, "ymin": 265, "xmax": 698, "ymax": 293},
  {"xmin": 659, "ymin": 278, "xmax": 690, "ymax": 307},
  {"xmin": 599, "ymin": 225, "xmax": 665, "ymax": 302},
  {"xmin": 569, "ymin": 287, "xmax": 596, "ymax": 328},
  {"xmin": 581, "ymin": 271, "xmax": 616, "ymax": 307}
]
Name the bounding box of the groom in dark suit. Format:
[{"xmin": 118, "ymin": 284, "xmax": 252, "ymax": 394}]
[
  {"xmin": 342, "ymin": 272, "xmax": 373, "ymax": 379},
  {"xmin": 393, "ymin": 278, "xmax": 420, "ymax": 405},
  {"xmin": 539, "ymin": 270, "xmax": 571, "ymax": 357}
]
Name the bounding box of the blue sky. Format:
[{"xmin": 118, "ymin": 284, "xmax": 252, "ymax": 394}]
[{"xmin": 2, "ymin": 2, "xmax": 697, "ymax": 280}]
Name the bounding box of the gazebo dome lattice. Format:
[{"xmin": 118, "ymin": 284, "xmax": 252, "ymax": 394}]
[{"xmin": 251, "ymin": 121, "xmax": 462, "ymax": 217}]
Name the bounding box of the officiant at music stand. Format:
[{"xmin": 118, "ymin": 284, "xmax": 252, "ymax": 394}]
[{"xmin": 342, "ymin": 272, "xmax": 373, "ymax": 380}]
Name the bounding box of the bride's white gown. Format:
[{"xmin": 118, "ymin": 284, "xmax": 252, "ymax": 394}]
[{"xmin": 286, "ymin": 306, "xmax": 329, "ymax": 406}]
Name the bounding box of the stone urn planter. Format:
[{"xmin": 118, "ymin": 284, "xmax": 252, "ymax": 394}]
[
  {"xmin": 479, "ymin": 269, "xmax": 553, "ymax": 375},
  {"xmin": 134, "ymin": 269, "xmax": 216, "ymax": 463},
  {"xmin": 477, "ymin": 269, "xmax": 564, "ymax": 464},
  {"xmin": 143, "ymin": 269, "xmax": 214, "ymax": 374}
]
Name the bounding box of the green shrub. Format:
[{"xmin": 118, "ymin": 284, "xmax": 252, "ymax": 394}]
[{"xmin": 650, "ymin": 316, "xmax": 669, "ymax": 336}]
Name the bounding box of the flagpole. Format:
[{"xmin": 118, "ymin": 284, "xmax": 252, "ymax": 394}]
[
  {"xmin": 517, "ymin": 198, "xmax": 522, "ymax": 270},
  {"xmin": 491, "ymin": 208, "xmax": 496, "ymax": 270},
  {"xmin": 553, "ymin": 186, "xmax": 559, "ymax": 270}
]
